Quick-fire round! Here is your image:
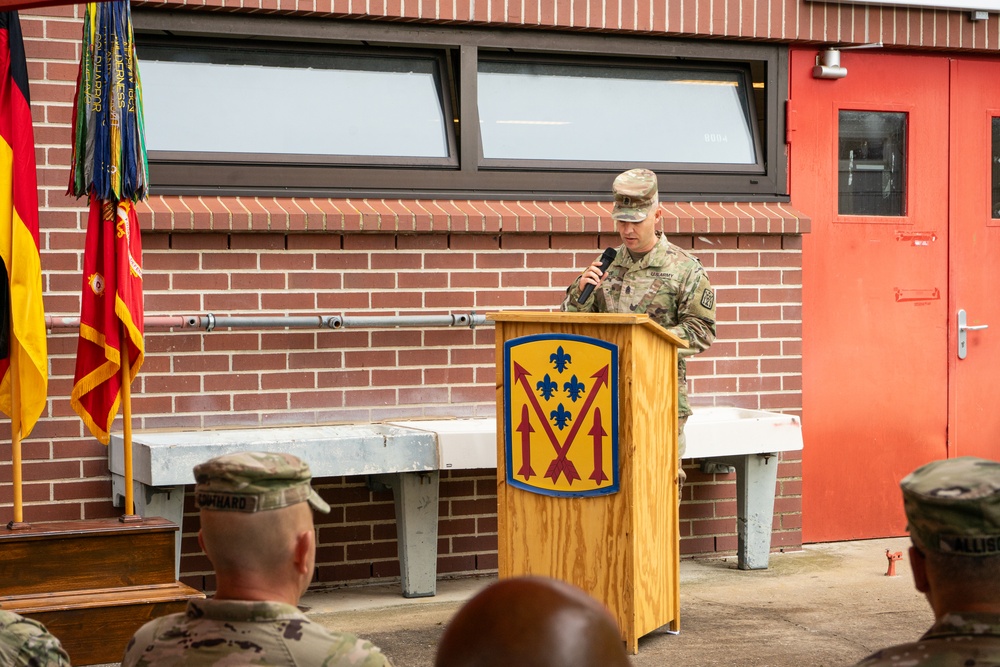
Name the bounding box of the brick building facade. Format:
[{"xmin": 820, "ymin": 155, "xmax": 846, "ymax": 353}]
[{"xmin": 11, "ymin": 0, "xmax": 1000, "ymax": 592}]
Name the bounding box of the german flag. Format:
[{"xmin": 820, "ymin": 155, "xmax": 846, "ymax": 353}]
[{"xmin": 0, "ymin": 11, "xmax": 47, "ymax": 438}]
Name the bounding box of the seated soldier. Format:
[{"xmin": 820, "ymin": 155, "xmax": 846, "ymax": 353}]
[
  {"xmin": 854, "ymin": 456, "xmax": 1000, "ymax": 666},
  {"xmin": 121, "ymin": 451, "xmax": 393, "ymax": 667},
  {"xmin": 0, "ymin": 610, "xmax": 71, "ymax": 667},
  {"xmin": 435, "ymin": 575, "xmax": 629, "ymax": 667}
]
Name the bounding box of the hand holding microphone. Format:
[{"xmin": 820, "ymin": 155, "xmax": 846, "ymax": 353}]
[{"xmin": 577, "ymin": 247, "xmax": 618, "ymax": 304}]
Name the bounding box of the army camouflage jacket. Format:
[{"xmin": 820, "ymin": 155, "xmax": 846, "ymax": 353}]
[
  {"xmin": 121, "ymin": 598, "xmax": 393, "ymax": 667},
  {"xmin": 854, "ymin": 611, "xmax": 1000, "ymax": 666},
  {"xmin": 561, "ymin": 233, "xmax": 717, "ymax": 417},
  {"xmin": 0, "ymin": 610, "xmax": 71, "ymax": 667}
]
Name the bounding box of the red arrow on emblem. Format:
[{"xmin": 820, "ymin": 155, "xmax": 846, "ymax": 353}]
[
  {"xmin": 516, "ymin": 404, "xmax": 536, "ymax": 479},
  {"xmin": 544, "ymin": 365, "xmax": 609, "ymax": 484},
  {"xmin": 588, "ymin": 407, "xmax": 609, "ymax": 484},
  {"xmin": 512, "ymin": 362, "xmax": 580, "ymax": 483}
]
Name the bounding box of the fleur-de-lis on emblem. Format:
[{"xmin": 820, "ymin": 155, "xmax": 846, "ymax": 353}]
[
  {"xmin": 563, "ymin": 375, "xmax": 586, "ymax": 402},
  {"xmin": 550, "ymin": 403, "xmax": 573, "ymax": 430},
  {"xmin": 535, "ymin": 374, "xmax": 558, "ymax": 400},
  {"xmin": 549, "ymin": 346, "xmax": 572, "ymax": 372}
]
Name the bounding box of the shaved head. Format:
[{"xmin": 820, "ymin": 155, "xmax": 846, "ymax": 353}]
[
  {"xmin": 199, "ymin": 501, "xmax": 316, "ymax": 601},
  {"xmin": 435, "ymin": 577, "xmax": 629, "ymax": 667}
]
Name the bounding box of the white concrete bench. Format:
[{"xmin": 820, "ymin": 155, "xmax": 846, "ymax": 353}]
[
  {"xmin": 683, "ymin": 407, "xmax": 804, "ymax": 569},
  {"xmin": 390, "ymin": 408, "xmax": 803, "ymax": 570},
  {"xmin": 109, "ymin": 408, "xmax": 802, "ymax": 599}
]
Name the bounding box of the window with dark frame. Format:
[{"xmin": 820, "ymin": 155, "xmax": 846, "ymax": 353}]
[
  {"xmin": 477, "ymin": 59, "xmax": 760, "ymax": 167},
  {"xmin": 134, "ymin": 11, "xmax": 788, "ymax": 201},
  {"xmin": 141, "ymin": 46, "xmax": 454, "ymax": 161}
]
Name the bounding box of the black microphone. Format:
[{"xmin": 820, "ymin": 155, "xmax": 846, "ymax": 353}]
[{"xmin": 577, "ymin": 247, "xmax": 617, "ymax": 304}]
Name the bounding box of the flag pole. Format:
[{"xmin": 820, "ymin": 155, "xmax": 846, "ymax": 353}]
[
  {"xmin": 8, "ymin": 335, "xmax": 28, "ymax": 529},
  {"xmin": 120, "ymin": 337, "xmax": 138, "ymax": 522}
]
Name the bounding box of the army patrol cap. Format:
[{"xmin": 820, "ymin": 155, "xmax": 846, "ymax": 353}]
[
  {"xmin": 194, "ymin": 451, "xmax": 331, "ymax": 514},
  {"xmin": 901, "ymin": 456, "xmax": 1000, "ymax": 556},
  {"xmin": 611, "ymin": 168, "xmax": 658, "ymax": 222}
]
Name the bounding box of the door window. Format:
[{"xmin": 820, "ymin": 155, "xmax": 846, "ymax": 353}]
[
  {"xmin": 838, "ymin": 111, "xmax": 906, "ymax": 217},
  {"xmin": 992, "ymin": 117, "xmax": 1000, "ymax": 219}
]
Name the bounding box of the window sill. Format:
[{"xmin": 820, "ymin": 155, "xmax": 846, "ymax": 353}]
[{"xmin": 137, "ymin": 196, "xmax": 811, "ymax": 236}]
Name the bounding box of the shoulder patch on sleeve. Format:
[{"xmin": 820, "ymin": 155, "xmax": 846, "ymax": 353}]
[{"xmin": 700, "ymin": 289, "xmax": 715, "ymax": 310}]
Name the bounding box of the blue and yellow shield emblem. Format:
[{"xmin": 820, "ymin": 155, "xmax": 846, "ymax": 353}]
[{"xmin": 503, "ymin": 333, "xmax": 619, "ymax": 497}]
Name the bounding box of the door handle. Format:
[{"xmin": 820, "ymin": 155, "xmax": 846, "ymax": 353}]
[{"xmin": 958, "ymin": 309, "xmax": 989, "ymax": 360}]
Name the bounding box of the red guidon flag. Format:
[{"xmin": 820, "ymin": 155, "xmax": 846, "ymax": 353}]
[
  {"xmin": 0, "ymin": 11, "xmax": 47, "ymax": 438},
  {"xmin": 70, "ymin": 194, "xmax": 143, "ymax": 444}
]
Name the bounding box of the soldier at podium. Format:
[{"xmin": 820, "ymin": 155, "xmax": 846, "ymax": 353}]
[{"xmin": 561, "ymin": 168, "xmax": 717, "ymax": 487}]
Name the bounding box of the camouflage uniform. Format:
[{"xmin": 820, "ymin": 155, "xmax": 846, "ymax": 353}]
[
  {"xmin": 0, "ymin": 609, "xmax": 71, "ymax": 667},
  {"xmin": 122, "ymin": 598, "xmax": 393, "ymax": 667},
  {"xmin": 562, "ymin": 232, "xmax": 716, "ymax": 455},
  {"xmin": 854, "ymin": 612, "xmax": 1000, "ymax": 666},
  {"xmin": 853, "ymin": 456, "xmax": 1000, "ymax": 666}
]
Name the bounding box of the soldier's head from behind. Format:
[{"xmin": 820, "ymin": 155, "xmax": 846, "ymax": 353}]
[
  {"xmin": 900, "ymin": 456, "xmax": 1000, "ymax": 617},
  {"xmin": 194, "ymin": 451, "xmax": 330, "ymax": 604},
  {"xmin": 434, "ymin": 576, "xmax": 630, "ymax": 667},
  {"xmin": 611, "ymin": 168, "xmax": 662, "ymax": 254}
]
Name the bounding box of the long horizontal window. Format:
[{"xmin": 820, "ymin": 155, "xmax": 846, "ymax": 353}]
[
  {"xmin": 133, "ymin": 12, "xmax": 787, "ymax": 199},
  {"xmin": 141, "ymin": 49, "xmax": 451, "ymax": 159},
  {"xmin": 478, "ymin": 61, "xmax": 757, "ymax": 165}
]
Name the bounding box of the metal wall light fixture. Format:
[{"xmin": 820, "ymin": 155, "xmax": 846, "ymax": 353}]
[
  {"xmin": 812, "ymin": 42, "xmax": 883, "ymax": 80},
  {"xmin": 813, "ymin": 48, "xmax": 847, "ymax": 79}
]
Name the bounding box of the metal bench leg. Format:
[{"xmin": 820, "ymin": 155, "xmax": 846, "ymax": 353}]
[
  {"xmin": 382, "ymin": 471, "xmax": 440, "ymax": 598},
  {"xmin": 112, "ymin": 475, "xmax": 186, "ymax": 579},
  {"xmin": 733, "ymin": 454, "xmax": 779, "ymax": 570}
]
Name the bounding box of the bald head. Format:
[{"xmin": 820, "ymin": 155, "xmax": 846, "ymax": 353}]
[{"xmin": 435, "ymin": 577, "xmax": 629, "ymax": 667}]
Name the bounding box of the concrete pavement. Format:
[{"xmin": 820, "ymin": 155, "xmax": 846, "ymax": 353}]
[{"xmin": 303, "ymin": 537, "xmax": 933, "ymax": 667}]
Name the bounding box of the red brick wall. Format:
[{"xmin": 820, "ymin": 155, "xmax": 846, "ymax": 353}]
[
  {"xmin": 31, "ymin": 220, "xmax": 807, "ymax": 588},
  {"xmin": 11, "ymin": 2, "xmax": 812, "ymax": 591}
]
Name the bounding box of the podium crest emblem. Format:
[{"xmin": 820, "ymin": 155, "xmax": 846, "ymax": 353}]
[{"xmin": 503, "ymin": 333, "xmax": 619, "ymax": 497}]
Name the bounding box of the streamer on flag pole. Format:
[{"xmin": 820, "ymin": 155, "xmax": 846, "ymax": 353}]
[
  {"xmin": 68, "ymin": 0, "xmax": 147, "ymax": 518},
  {"xmin": 69, "ymin": 0, "xmax": 148, "ymax": 202}
]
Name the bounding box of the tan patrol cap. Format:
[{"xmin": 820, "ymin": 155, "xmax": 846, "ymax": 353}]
[
  {"xmin": 194, "ymin": 451, "xmax": 331, "ymax": 514},
  {"xmin": 901, "ymin": 456, "xmax": 1000, "ymax": 556},
  {"xmin": 611, "ymin": 168, "xmax": 658, "ymax": 222}
]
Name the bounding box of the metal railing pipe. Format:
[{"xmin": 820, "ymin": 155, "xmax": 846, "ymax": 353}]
[
  {"xmin": 332, "ymin": 314, "xmax": 485, "ymax": 329},
  {"xmin": 45, "ymin": 312, "xmax": 490, "ymax": 331}
]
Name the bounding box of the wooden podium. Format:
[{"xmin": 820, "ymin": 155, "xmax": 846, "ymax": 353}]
[{"xmin": 488, "ymin": 311, "xmax": 685, "ymax": 654}]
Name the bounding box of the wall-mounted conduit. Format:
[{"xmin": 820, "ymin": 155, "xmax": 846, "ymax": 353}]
[{"xmin": 45, "ymin": 312, "xmax": 489, "ymax": 331}]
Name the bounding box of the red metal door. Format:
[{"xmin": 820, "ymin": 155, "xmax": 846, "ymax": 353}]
[
  {"xmin": 793, "ymin": 50, "xmax": 950, "ymax": 542},
  {"xmin": 948, "ymin": 59, "xmax": 1000, "ymax": 461}
]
